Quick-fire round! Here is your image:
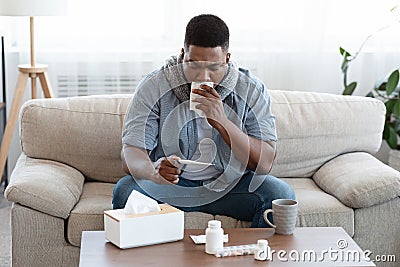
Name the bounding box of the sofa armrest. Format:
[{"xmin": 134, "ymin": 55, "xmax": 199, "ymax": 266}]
[
  {"xmin": 5, "ymin": 153, "xmax": 85, "ymax": 219},
  {"xmin": 313, "ymin": 152, "xmax": 400, "ymax": 208}
]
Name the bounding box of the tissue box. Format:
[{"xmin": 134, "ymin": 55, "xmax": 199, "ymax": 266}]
[{"xmin": 104, "ymin": 204, "xmax": 184, "ymax": 249}]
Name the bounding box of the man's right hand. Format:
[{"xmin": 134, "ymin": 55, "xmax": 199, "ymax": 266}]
[
  {"xmin": 121, "ymin": 144, "xmax": 182, "ymax": 185},
  {"xmin": 154, "ymin": 156, "xmax": 181, "ymax": 184}
]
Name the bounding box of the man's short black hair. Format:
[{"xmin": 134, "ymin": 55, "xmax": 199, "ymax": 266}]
[{"xmin": 184, "ymin": 14, "xmax": 229, "ymax": 51}]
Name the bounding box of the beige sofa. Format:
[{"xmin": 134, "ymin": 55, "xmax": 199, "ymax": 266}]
[{"xmin": 5, "ymin": 90, "xmax": 400, "ymax": 267}]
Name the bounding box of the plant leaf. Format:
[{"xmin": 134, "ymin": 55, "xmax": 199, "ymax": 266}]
[
  {"xmin": 343, "ymin": 82, "xmax": 357, "ymax": 95},
  {"xmin": 339, "ymin": 47, "xmax": 351, "ymax": 58},
  {"xmin": 383, "ymin": 124, "xmax": 398, "ymax": 149},
  {"xmin": 385, "ymin": 99, "xmax": 397, "ymax": 117},
  {"xmin": 393, "ymin": 99, "xmax": 400, "ymax": 118},
  {"xmin": 395, "ymin": 118, "xmax": 400, "ymax": 133},
  {"xmin": 386, "ymin": 70, "xmax": 399, "ymax": 96}
]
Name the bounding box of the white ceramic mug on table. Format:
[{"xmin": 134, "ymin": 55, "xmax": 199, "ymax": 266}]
[{"xmin": 263, "ymin": 199, "xmax": 298, "ymax": 235}]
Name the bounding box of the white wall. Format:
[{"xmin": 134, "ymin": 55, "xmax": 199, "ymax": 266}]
[{"xmin": 2, "ymin": 0, "xmax": 398, "ymax": 179}]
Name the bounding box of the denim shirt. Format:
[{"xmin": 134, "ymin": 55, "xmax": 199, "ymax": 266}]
[{"xmin": 122, "ymin": 66, "xmax": 277, "ymax": 192}]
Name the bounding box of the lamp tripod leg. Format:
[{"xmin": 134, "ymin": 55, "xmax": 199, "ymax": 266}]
[
  {"xmin": 0, "ymin": 72, "xmax": 29, "ymax": 178},
  {"xmin": 38, "ymin": 72, "xmax": 54, "ymax": 98},
  {"xmin": 31, "ymin": 74, "xmax": 37, "ymax": 99}
]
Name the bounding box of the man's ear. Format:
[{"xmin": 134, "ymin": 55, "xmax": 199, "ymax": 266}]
[
  {"xmin": 179, "ymin": 48, "xmax": 185, "ymax": 62},
  {"xmin": 225, "ymin": 53, "xmax": 231, "ymax": 63}
]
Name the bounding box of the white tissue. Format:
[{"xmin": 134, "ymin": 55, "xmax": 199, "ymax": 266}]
[{"xmin": 123, "ymin": 190, "xmax": 161, "ymax": 215}]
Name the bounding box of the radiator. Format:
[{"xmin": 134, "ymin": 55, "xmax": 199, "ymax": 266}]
[
  {"xmin": 51, "ymin": 60, "xmax": 160, "ymax": 98},
  {"xmin": 56, "ymin": 74, "xmax": 140, "ymax": 97}
]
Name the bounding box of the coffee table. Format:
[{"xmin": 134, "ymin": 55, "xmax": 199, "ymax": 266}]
[{"xmin": 79, "ymin": 227, "xmax": 375, "ymax": 266}]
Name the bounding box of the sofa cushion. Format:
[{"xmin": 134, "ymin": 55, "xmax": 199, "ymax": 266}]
[
  {"xmin": 269, "ymin": 91, "xmax": 385, "ymax": 178},
  {"xmin": 313, "ymin": 152, "xmax": 400, "ymax": 208},
  {"xmin": 185, "ymin": 212, "xmax": 215, "ymax": 229},
  {"xmin": 5, "ymin": 154, "xmax": 84, "ymax": 219},
  {"xmin": 19, "ymin": 95, "xmax": 131, "ymax": 183},
  {"xmin": 282, "ymin": 178, "xmax": 354, "ymax": 236},
  {"xmin": 67, "ymin": 182, "xmax": 114, "ymax": 246},
  {"xmin": 215, "ymin": 215, "xmax": 252, "ymax": 228}
]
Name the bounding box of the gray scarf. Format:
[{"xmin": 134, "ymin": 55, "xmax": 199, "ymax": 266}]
[{"xmin": 162, "ymin": 54, "xmax": 239, "ymax": 102}]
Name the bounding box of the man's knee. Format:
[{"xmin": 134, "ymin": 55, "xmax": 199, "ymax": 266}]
[
  {"xmin": 259, "ymin": 175, "xmax": 296, "ymax": 201},
  {"xmin": 279, "ymin": 181, "xmax": 296, "ymax": 200},
  {"xmin": 112, "ymin": 175, "xmax": 135, "ymax": 209}
]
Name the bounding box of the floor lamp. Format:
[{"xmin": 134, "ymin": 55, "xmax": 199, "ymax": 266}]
[{"xmin": 0, "ymin": 0, "xmax": 67, "ymax": 178}]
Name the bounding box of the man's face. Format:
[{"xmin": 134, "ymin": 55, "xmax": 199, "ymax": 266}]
[{"xmin": 182, "ymin": 45, "xmax": 230, "ymax": 85}]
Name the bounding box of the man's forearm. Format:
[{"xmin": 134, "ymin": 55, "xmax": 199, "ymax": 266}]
[
  {"xmin": 121, "ymin": 145, "xmax": 160, "ymax": 183},
  {"xmin": 215, "ymin": 118, "xmax": 276, "ymax": 174},
  {"xmin": 122, "ymin": 144, "xmax": 180, "ymax": 185}
]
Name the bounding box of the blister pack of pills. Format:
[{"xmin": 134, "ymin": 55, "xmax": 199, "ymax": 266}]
[{"xmin": 214, "ymin": 244, "xmax": 258, "ymax": 257}]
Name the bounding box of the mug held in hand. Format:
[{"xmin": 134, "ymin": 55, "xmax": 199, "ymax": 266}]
[{"xmin": 190, "ymin": 81, "xmax": 214, "ymax": 117}]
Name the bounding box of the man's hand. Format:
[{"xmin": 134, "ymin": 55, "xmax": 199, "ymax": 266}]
[
  {"xmin": 154, "ymin": 155, "xmax": 181, "ymax": 184},
  {"xmin": 191, "ymin": 84, "xmax": 228, "ymax": 130},
  {"xmin": 191, "ymin": 85, "xmax": 276, "ymax": 174}
]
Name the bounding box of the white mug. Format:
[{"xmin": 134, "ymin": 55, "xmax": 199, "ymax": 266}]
[
  {"xmin": 263, "ymin": 199, "xmax": 298, "ymax": 235},
  {"xmin": 190, "ymin": 81, "xmax": 214, "ymax": 117}
]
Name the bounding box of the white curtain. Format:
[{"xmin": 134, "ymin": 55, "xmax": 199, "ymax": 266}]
[{"xmin": 1, "ymin": 0, "xmax": 400, "ymax": 97}]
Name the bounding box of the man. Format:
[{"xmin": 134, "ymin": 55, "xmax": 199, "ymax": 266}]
[{"xmin": 113, "ymin": 14, "xmax": 295, "ymax": 227}]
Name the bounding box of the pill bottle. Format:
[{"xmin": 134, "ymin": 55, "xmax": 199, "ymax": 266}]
[
  {"xmin": 205, "ymin": 220, "xmax": 224, "ymax": 254},
  {"xmin": 254, "ymin": 239, "xmax": 269, "ymax": 261}
]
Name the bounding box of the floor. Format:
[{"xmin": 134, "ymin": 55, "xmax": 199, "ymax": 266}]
[{"xmin": 0, "ymin": 181, "xmax": 11, "ymax": 267}]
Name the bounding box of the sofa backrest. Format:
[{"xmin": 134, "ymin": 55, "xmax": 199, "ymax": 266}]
[
  {"xmin": 18, "ymin": 90, "xmax": 385, "ymax": 182},
  {"xmin": 269, "ymin": 90, "xmax": 385, "ymax": 177},
  {"xmin": 19, "ymin": 95, "xmax": 131, "ymax": 183}
]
